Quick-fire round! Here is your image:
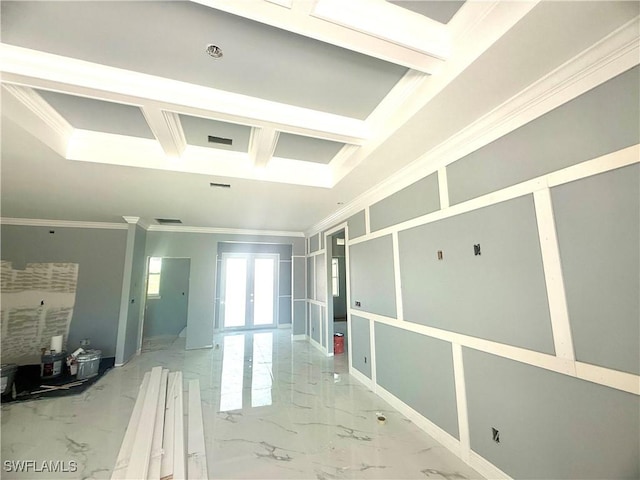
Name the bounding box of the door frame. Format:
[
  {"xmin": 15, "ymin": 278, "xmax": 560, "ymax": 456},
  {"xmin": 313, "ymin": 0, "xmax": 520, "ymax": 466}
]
[
  {"xmin": 219, "ymin": 252, "xmax": 280, "ymax": 331},
  {"xmin": 323, "ymin": 222, "xmax": 350, "ymax": 358}
]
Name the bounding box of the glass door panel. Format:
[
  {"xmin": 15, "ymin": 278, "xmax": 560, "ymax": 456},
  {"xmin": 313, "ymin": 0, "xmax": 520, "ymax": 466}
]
[
  {"xmin": 223, "ymin": 257, "xmax": 248, "ymax": 328},
  {"xmin": 253, "ymin": 257, "xmax": 275, "ymax": 326}
]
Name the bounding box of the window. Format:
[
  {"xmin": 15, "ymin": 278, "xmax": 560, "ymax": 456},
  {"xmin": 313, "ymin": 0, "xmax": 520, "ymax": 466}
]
[
  {"xmin": 331, "ymin": 257, "xmax": 340, "ymax": 297},
  {"xmin": 147, "ymin": 257, "xmax": 162, "ymax": 296}
]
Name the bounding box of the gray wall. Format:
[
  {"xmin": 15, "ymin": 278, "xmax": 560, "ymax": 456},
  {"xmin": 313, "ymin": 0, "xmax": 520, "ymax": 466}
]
[
  {"xmin": 347, "ymin": 210, "xmax": 366, "ymax": 239},
  {"xmin": 144, "ymin": 257, "xmax": 190, "ymax": 337},
  {"xmin": 145, "ymin": 232, "xmax": 304, "ymax": 349},
  {"xmin": 0, "ymin": 225, "xmax": 127, "ymax": 357},
  {"xmin": 552, "ymin": 164, "xmax": 640, "ymax": 374},
  {"xmin": 349, "ymin": 235, "xmax": 396, "ymax": 317},
  {"xmin": 292, "ymin": 256, "xmax": 306, "ymax": 335},
  {"xmin": 464, "ymin": 348, "xmax": 639, "ymax": 479},
  {"xmin": 350, "ymin": 315, "xmax": 370, "ymax": 378},
  {"xmin": 398, "ymin": 195, "xmax": 554, "ymax": 354},
  {"xmin": 375, "ymin": 322, "xmax": 459, "ymax": 439}
]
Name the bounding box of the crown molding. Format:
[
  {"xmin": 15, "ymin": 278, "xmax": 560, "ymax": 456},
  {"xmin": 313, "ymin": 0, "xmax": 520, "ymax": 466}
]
[
  {"xmin": 307, "ymin": 16, "xmax": 640, "ymax": 236},
  {"xmin": 122, "ymin": 216, "xmax": 141, "ymax": 225},
  {"xmin": 147, "ymin": 224, "xmax": 304, "ymax": 237},
  {"xmin": 249, "ymin": 126, "xmax": 280, "ymax": 168},
  {"xmin": 141, "ymin": 107, "xmax": 186, "ymax": 158},
  {"xmin": 1, "ymin": 217, "xmax": 128, "ymax": 230}
]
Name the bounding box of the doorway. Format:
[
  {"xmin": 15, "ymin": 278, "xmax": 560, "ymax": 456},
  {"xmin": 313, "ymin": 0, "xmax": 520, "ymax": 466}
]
[
  {"xmin": 220, "ymin": 253, "xmax": 279, "ymax": 330},
  {"xmin": 142, "ymin": 257, "xmax": 190, "ymax": 351}
]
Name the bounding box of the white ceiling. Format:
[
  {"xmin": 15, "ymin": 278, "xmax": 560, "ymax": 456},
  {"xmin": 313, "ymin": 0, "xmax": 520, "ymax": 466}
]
[{"xmin": 1, "ymin": 1, "xmax": 638, "ymax": 234}]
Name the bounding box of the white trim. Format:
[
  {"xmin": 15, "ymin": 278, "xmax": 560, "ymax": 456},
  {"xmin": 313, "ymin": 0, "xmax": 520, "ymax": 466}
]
[
  {"xmin": 141, "ymin": 107, "xmax": 186, "ymax": 158},
  {"xmin": 122, "ymin": 216, "xmax": 140, "ymax": 225},
  {"xmin": 348, "ymin": 364, "xmax": 374, "ymax": 390},
  {"xmin": 468, "ymin": 450, "xmax": 512, "ymax": 480},
  {"xmin": 364, "ymin": 207, "xmax": 371, "ymax": 235},
  {"xmin": 292, "ymin": 334, "xmax": 307, "ymax": 341},
  {"xmin": 307, "ymin": 299, "xmax": 326, "ymax": 307},
  {"xmin": 249, "ymin": 126, "xmax": 280, "ymax": 168},
  {"xmin": 347, "ymin": 145, "xmax": 639, "ymax": 247},
  {"xmin": 292, "ymin": 298, "xmax": 306, "ymax": 302},
  {"xmin": 277, "ymin": 323, "xmax": 292, "ymax": 329},
  {"xmin": 306, "ymin": 18, "xmax": 640, "ymax": 236},
  {"xmin": 369, "ymin": 317, "xmax": 377, "ymax": 387},
  {"xmin": 533, "ymin": 188, "xmax": 575, "ymax": 361},
  {"xmin": 391, "ymin": 231, "xmax": 403, "ymax": 321},
  {"xmin": 437, "ymin": 167, "xmax": 450, "ymax": 209},
  {"xmin": 351, "ymin": 309, "xmax": 639, "ymax": 396},
  {"xmin": 1, "ymin": 217, "xmax": 129, "ymax": 230},
  {"xmin": 375, "ymin": 383, "xmax": 461, "ymax": 457},
  {"xmin": 187, "ymin": 379, "xmax": 208, "ymax": 479},
  {"xmin": 147, "ymin": 223, "xmax": 303, "ymax": 237},
  {"xmin": 575, "ymin": 362, "xmax": 640, "ymax": 396},
  {"xmin": 452, "ymin": 344, "xmax": 470, "ymax": 463},
  {"xmin": 147, "ymin": 369, "xmax": 168, "ymax": 480}
]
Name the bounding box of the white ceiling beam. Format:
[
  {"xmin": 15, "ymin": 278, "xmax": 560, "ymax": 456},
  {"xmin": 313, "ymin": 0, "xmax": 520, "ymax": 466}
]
[
  {"xmin": 248, "ymin": 127, "xmax": 280, "ymax": 169},
  {"xmin": 190, "ymin": 0, "xmax": 447, "ymax": 74},
  {"xmin": 141, "ymin": 108, "xmax": 187, "ymax": 159},
  {"xmin": 0, "ymin": 44, "xmax": 368, "ymax": 146}
]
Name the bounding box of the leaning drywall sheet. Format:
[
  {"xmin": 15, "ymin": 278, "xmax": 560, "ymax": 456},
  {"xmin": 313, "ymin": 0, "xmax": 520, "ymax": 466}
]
[{"xmin": 1, "ymin": 261, "xmax": 79, "ymax": 364}]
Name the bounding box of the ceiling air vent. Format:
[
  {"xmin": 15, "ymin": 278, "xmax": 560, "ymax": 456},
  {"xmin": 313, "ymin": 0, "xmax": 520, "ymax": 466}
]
[
  {"xmin": 155, "ymin": 218, "xmax": 183, "ymax": 225},
  {"xmin": 210, "ymin": 182, "xmax": 231, "ymax": 188},
  {"xmin": 208, "ymin": 135, "xmax": 233, "ymax": 146}
]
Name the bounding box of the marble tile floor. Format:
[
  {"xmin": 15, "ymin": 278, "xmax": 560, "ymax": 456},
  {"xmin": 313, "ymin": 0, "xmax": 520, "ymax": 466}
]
[{"xmin": 1, "ymin": 329, "xmax": 482, "ymax": 479}]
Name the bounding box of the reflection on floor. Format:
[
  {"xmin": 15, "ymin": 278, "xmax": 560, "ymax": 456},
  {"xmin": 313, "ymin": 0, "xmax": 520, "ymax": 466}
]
[
  {"xmin": 141, "ymin": 334, "xmax": 181, "ymax": 352},
  {"xmin": 0, "ymin": 329, "xmax": 482, "ymax": 479}
]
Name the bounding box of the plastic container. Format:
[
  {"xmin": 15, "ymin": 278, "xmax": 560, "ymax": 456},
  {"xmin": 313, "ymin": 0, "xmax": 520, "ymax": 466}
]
[
  {"xmin": 41, "ymin": 351, "xmax": 66, "ymax": 379},
  {"xmin": 1, "ymin": 364, "xmax": 18, "ymax": 397},
  {"xmin": 76, "ymin": 350, "xmax": 102, "ymax": 380},
  {"xmin": 334, "ymin": 333, "xmax": 345, "ymax": 355}
]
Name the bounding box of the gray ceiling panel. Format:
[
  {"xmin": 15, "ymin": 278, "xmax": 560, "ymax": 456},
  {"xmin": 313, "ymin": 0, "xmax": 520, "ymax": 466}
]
[
  {"xmin": 274, "ymin": 133, "xmax": 345, "ymax": 164},
  {"xmin": 388, "ymin": 1, "xmax": 465, "ymax": 24},
  {"xmin": 2, "ymin": 1, "xmax": 407, "ymax": 120},
  {"xmin": 179, "ymin": 115, "xmax": 251, "ymax": 152},
  {"xmin": 37, "ymin": 90, "xmax": 154, "ymax": 139}
]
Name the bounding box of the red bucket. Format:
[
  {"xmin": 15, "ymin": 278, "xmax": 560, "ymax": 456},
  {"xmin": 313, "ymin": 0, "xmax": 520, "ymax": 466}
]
[{"xmin": 334, "ymin": 333, "xmax": 345, "ymax": 354}]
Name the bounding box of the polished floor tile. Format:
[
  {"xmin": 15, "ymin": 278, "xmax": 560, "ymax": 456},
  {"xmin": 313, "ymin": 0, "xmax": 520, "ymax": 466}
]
[{"xmin": 1, "ymin": 329, "xmax": 482, "ymax": 479}]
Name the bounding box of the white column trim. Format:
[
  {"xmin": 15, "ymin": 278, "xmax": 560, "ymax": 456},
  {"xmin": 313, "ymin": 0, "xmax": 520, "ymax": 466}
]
[
  {"xmin": 249, "ymin": 126, "xmax": 280, "ymax": 169},
  {"xmin": 369, "ymin": 318, "xmax": 377, "ymax": 387},
  {"xmin": 437, "ymin": 167, "xmax": 450, "ymax": 209},
  {"xmin": 364, "ymin": 206, "xmax": 371, "ymax": 234},
  {"xmin": 533, "ymin": 188, "xmax": 575, "ymax": 361},
  {"xmin": 391, "ymin": 231, "xmax": 404, "ymax": 321}
]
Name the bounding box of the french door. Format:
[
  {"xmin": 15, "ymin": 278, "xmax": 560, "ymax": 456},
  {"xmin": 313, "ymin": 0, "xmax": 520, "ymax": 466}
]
[{"xmin": 220, "ymin": 253, "xmax": 279, "ymax": 329}]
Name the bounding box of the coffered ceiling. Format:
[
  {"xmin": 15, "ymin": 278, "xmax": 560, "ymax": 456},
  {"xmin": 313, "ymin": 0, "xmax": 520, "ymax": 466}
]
[{"xmin": 1, "ymin": 1, "xmax": 638, "ymax": 233}]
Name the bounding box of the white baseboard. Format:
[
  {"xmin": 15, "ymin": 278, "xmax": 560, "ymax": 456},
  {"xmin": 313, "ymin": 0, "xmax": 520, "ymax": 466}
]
[
  {"xmin": 292, "ymin": 334, "xmax": 307, "ymax": 340},
  {"xmin": 348, "ymin": 366, "xmax": 374, "ymax": 389},
  {"xmin": 278, "ymin": 323, "xmax": 292, "ymax": 329},
  {"xmin": 469, "ymin": 450, "xmax": 512, "ymax": 479}
]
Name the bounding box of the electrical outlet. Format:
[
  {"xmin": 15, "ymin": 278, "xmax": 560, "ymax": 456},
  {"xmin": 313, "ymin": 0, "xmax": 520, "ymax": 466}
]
[
  {"xmin": 80, "ymin": 339, "xmax": 90, "ymax": 346},
  {"xmin": 364, "ymin": 356, "xmax": 367, "ymax": 364},
  {"xmin": 437, "ymin": 250, "xmax": 443, "ymax": 260},
  {"xmin": 492, "ymin": 427, "xmax": 500, "ymax": 443},
  {"xmin": 474, "ymin": 244, "xmax": 481, "ymax": 256},
  {"xmin": 355, "ymin": 301, "xmax": 361, "ymax": 307}
]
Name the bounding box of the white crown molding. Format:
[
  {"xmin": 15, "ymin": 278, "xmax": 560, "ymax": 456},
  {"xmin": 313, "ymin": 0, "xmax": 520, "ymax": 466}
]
[
  {"xmin": 147, "ymin": 224, "xmax": 304, "ymax": 237},
  {"xmin": 141, "ymin": 107, "xmax": 187, "ymax": 158},
  {"xmin": 122, "ymin": 216, "xmax": 141, "ymax": 225},
  {"xmin": 191, "ymin": 0, "xmax": 445, "ymax": 73},
  {"xmin": 1, "ymin": 217, "xmax": 128, "ymax": 230},
  {"xmin": 307, "ymin": 15, "xmax": 640, "ymax": 236},
  {"xmin": 2, "ymin": 84, "xmax": 73, "ymax": 139},
  {"xmin": 0, "ymin": 43, "xmax": 368, "ymax": 145}
]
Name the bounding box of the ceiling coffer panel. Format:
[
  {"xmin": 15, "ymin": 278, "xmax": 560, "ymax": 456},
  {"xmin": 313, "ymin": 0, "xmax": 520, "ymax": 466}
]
[
  {"xmin": 274, "ymin": 133, "xmax": 345, "ymax": 164},
  {"xmin": 387, "ymin": 0, "xmax": 466, "ymax": 24},
  {"xmin": 179, "ymin": 114, "xmax": 251, "ymax": 152},
  {"xmin": 36, "ymin": 90, "xmax": 154, "ymax": 139},
  {"xmin": 1, "ymin": 1, "xmax": 407, "ymax": 120}
]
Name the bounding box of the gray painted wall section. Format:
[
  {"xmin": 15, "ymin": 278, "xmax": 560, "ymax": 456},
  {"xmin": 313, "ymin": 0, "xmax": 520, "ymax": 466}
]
[
  {"xmin": 293, "ymin": 257, "xmax": 306, "ymax": 299},
  {"xmin": 349, "ymin": 235, "xmax": 397, "ymax": 318},
  {"xmin": 306, "ymin": 256, "xmax": 314, "ymax": 299},
  {"xmin": 145, "ymin": 232, "xmax": 303, "ymax": 349},
  {"xmin": 464, "ymin": 347, "xmax": 639, "ymax": 479},
  {"xmin": 309, "ymin": 234, "xmax": 320, "ymax": 253},
  {"xmin": 398, "ymin": 195, "xmax": 555, "ymax": 354},
  {"xmin": 144, "ymin": 258, "xmax": 190, "ymax": 337},
  {"xmin": 310, "ymin": 303, "xmax": 321, "ymax": 343},
  {"xmin": 293, "ymin": 301, "xmax": 306, "ymax": 335},
  {"xmin": 369, "ymin": 172, "xmax": 440, "ymax": 232},
  {"xmin": 314, "ymin": 253, "xmax": 326, "ymax": 301},
  {"xmin": 347, "ymin": 210, "xmax": 366, "ymax": 239},
  {"xmin": 552, "ymin": 164, "xmax": 640, "ymax": 374},
  {"xmin": 447, "ymin": 66, "xmax": 640, "ymax": 205},
  {"xmin": 375, "ymin": 322, "xmax": 459, "ymax": 439},
  {"xmin": 0, "ymin": 225, "xmax": 127, "ymax": 357},
  {"xmin": 350, "ymin": 315, "xmax": 371, "ymax": 378}
]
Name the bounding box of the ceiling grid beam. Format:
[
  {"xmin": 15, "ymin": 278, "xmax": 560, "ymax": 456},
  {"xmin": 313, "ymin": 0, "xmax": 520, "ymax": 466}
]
[{"xmin": 141, "ymin": 108, "xmax": 187, "ymax": 158}]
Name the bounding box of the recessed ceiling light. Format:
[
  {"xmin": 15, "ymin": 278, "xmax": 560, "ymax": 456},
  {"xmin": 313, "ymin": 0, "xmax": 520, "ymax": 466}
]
[{"xmin": 206, "ymin": 44, "xmax": 223, "ymax": 59}]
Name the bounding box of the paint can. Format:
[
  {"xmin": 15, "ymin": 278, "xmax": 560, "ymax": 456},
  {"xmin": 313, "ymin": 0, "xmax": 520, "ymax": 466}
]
[
  {"xmin": 76, "ymin": 350, "xmax": 102, "ymax": 380},
  {"xmin": 41, "ymin": 351, "xmax": 66, "ymax": 379},
  {"xmin": 333, "ymin": 333, "xmax": 345, "ymax": 354},
  {"xmin": 1, "ymin": 364, "xmax": 18, "ymax": 398}
]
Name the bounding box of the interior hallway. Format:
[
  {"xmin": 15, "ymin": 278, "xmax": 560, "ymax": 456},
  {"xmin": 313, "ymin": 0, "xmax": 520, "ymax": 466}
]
[{"xmin": 1, "ymin": 329, "xmax": 480, "ymax": 479}]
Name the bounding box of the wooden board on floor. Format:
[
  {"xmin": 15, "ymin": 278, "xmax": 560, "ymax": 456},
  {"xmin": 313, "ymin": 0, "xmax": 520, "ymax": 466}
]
[
  {"xmin": 147, "ymin": 368, "xmax": 169, "ymax": 479},
  {"xmin": 173, "ymin": 371, "xmax": 186, "ymax": 480},
  {"xmin": 187, "ymin": 379, "xmax": 208, "ymax": 479},
  {"xmin": 161, "ymin": 371, "xmax": 177, "ymax": 480}
]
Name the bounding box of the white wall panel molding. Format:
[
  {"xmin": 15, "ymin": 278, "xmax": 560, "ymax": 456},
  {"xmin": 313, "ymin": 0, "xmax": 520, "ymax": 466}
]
[
  {"xmin": 350, "ymin": 309, "xmax": 640, "ymax": 396},
  {"xmin": 140, "ymin": 108, "xmax": 187, "ymax": 159},
  {"xmin": 391, "ymin": 232, "xmax": 404, "ymax": 322},
  {"xmin": 349, "ymin": 364, "xmax": 373, "ymax": 390},
  {"xmin": 451, "ymin": 344, "xmax": 470, "ymax": 463},
  {"xmin": 346, "ymin": 145, "xmax": 640, "ymax": 246},
  {"xmin": 468, "ymin": 451, "xmax": 512, "ymax": 480},
  {"xmin": 306, "ymin": 17, "xmax": 640, "ymax": 236},
  {"xmin": 1, "ymin": 217, "xmax": 128, "ymax": 230},
  {"xmin": 307, "ymin": 250, "xmax": 325, "ymax": 258},
  {"xmin": 533, "ymin": 188, "xmax": 575, "ymax": 361},
  {"xmin": 364, "ymin": 207, "xmax": 371, "ymax": 235},
  {"xmin": 307, "ymin": 299, "xmax": 326, "ymax": 307},
  {"xmin": 369, "ymin": 318, "xmax": 377, "ymax": 387},
  {"xmin": 437, "ymin": 167, "xmax": 450, "ymax": 209}
]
